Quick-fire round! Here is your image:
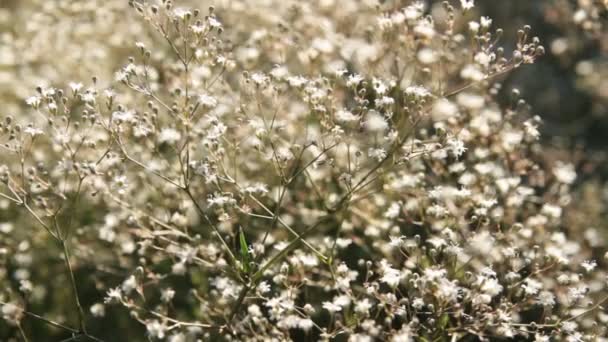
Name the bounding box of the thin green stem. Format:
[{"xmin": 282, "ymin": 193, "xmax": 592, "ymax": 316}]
[{"xmin": 60, "ymin": 239, "xmax": 88, "ymax": 335}]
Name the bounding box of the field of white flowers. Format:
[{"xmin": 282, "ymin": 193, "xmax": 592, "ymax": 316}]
[{"xmin": 1, "ymin": 0, "xmax": 607, "ymax": 341}]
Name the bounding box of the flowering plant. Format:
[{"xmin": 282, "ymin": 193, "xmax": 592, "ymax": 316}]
[{"xmin": 1, "ymin": 0, "xmax": 606, "ymax": 341}]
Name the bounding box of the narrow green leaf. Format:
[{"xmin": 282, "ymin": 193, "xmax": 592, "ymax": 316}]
[
  {"xmin": 239, "ymin": 227, "xmax": 251, "ymax": 274},
  {"xmin": 439, "ymin": 313, "xmax": 450, "ymax": 329}
]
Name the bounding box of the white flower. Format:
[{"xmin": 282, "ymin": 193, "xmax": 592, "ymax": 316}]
[
  {"xmin": 146, "ymin": 320, "xmax": 167, "ymax": 339},
  {"xmin": 561, "ymin": 321, "xmax": 578, "ymax": 333},
  {"xmin": 298, "ymin": 318, "xmax": 314, "ymax": 331},
  {"xmin": 172, "ymin": 262, "xmax": 187, "ymax": 275},
  {"xmin": 384, "ymin": 202, "xmax": 401, "ymax": 219},
  {"xmin": 115, "ymin": 70, "xmax": 129, "ymax": 82},
  {"xmin": 404, "ymin": 2, "xmax": 424, "ymax": 20},
  {"xmin": 81, "ymin": 92, "xmax": 96, "ymax": 104},
  {"xmin": 423, "ymin": 267, "xmax": 447, "ymax": 281},
  {"xmin": 412, "ymin": 298, "xmax": 425, "ymax": 309},
  {"xmin": 161, "ymin": 288, "xmax": 176, "ymax": 303},
  {"xmin": 208, "ymin": 16, "xmax": 222, "ymax": 28},
  {"xmin": 113, "ymin": 175, "xmax": 129, "ymax": 195},
  {"xmin": 287, "ymin": 75, "xmax": 308, "ymax": 87},
  {"xmin": 133, "ymin": 123, "xmax": 152, "ymax": 137},
  {"xmin": 524, "ymin": 120, "xmax": 540, "ymax": 139},
  {"xmin": 501, "ymin": 129, "xmax": 524, "ymax": 151},
  {"xmin": 258, "ymin": 281, "xmax": 271, "ymax": 294},
  {"xmin": 461, "ymin": 64, "xmax": 485, "ymax": 81},
  {"xmin": 414, "ymin": 20, "xmax": 435, "ymax": 39},
  {"xmin": 242, "ymin": 183, "xmax": 269, "ymax": 194},
  {"xmin": 1, "ymin": 303, "xmax": 21, "ymax": 324},
  {"xmin": 432, "ymin": 99, "xmax": 458, "ymax": 120},
  {"xmin": 405, "ymin": 85, "xmax": 431, "ymax": 98},
  {"xmin": 104, "ymin": 287, "xmax": 122, "ymax": 304},
  {"xmin": 437, "ymin": 278, "xmax": 460, "ymax": 302},
  {"xmin": 19, "ymin": 280, "xmax": 32, "ymax": 294},
  {"xmin": 447, "ymin": 138, "xmax": 467, "ymax": 158},
  {"xmin": 389, "ymin": 236, "xmax": 405, "ymax": 248},
  {"xmin": 380, "ymin": 260, "xmax": 403, "ymax": 288},
  {"xmin": 250, "ymin": 72, "xmax": 268, "ymax": 85},
  {"xmin": 346, "ymin": 74, "xmax": 364, "ymax": 87},
  {"xmin": 25, "ymin": 96, "xmax": 41, "ymax": 107},
  {"xmin": 460, "ymin": 0, "xmax": 474, "ymax": 10},
  {"xmin": 90, "ymin": 303, "xmax": 106, "ymax": 317},
  {"xmin": 428, "ymin": 204, "xmax": 447, "ymax": 218},
  {"xmin": 541, "ymin": 204, "xmax": 562, "ymax": 218},
  {"xmin": 581, "ymin": 260, "xmax": 597, "ymax": 272},
  {"xmin": 199, "ymin": 93, "xmax": 218, "ymax": 108},
  {"xmin": 457, "ymin": 93, "xmax": 485, "ymax": 109},
  {"xmin": 69, "ymin": 82, "xmax": 83, "ymax": 93},
  {"xmin": 480, "ymin": 16, "xmax": 492, "ymax": 28},
  {"xmin": 372, "ymin": 78, "xmax": 390, "ymax": 95},
  {"xmin": 391, "ymin": 325, "xmax": 413, "ymax": 342},
  {"xmin": 335, "ymin": 109, "xmax": 358, "ymax": 122},
  {"xmin": 248, "ymin": 304, "xmax": 262, "ymax": 317},
  {"xmin": 480, "ymin": 277, "xmax": 503, "ymax": 296},
  {"xmin": 522, "ymin": 278, "xmax": 542, "ymax": 296},
  {"xmin": 0, "ymin": 222, "xmax": 14, "ymax": 234},
  {"xmin": 41, "ymin": 87, "xmax": 55, "ymax": 97},
  {"xmin": 48, "ymin": 101, "xmax": 57, "ymax": 111},
  {"xmin": 333, "ymin": 294, "xmax": 351, "ymax": 308},
  {"xmin": 469, "ymin": 21, "xmax": 480, "ymax": 33},
  {"xmin": 377, "ymin": 16, "xmax": 393, "ymax": 31},
  {"xmin": 470, "ymin": 231, "xmax": 495, "ymax": 255},
  {"xmin": 23, "ymin": 126, "xmax": 44, "ymax": 137},
  {"xmin": 364, "ymin": 111, "xmax": 388, "ymax": 132},
  {"xmin": 538, "ymin": 291, "xmax": 555, "ymax": 307},
  {"xmin": 172, "ymin": 8, "xmax": 191, "ymax": 20},
  {"xmin": 535, "ymin": 334, "xmax": 550, "ymax": 342},
  {"xmin": 270, "ymin": 65, "xmax": 288, "ymax": 79},
  {"xmin": 375, "ymin": 96, "xmax": 395, "ymax": 108},
  {"xmin": 112, "ymin": 109, "xmax": 136, "ymax": 123},
  {"xmin": 568, "ymin": 286, "xmax": 588, "ymax": 304},
  {"xmin": 368, "ymin": 148, "xmax": 387, "ymax": 161},
  {"xmin": 207, "ymin": 193, "xmax": 236, "ymax": 207},
  {"xmin": 322, "ymin": 301, "xmax": 342, "ymax": 313},
  {"xmin": 158, "ymin": 128, "xmax": 182, "ymax": 144},
  {"xmin": 417, "ymin": 48, "xmax": 438, "ymax": 64},
  {"xmin": 122, "ymin": 275, "xmax": 137, "ymax": 294},
  {"xmin": 190, "ymin": 23, "xmax": 205, "ymax": 34},
  {"xmin": 474, "ymin": 52, "xmax": 492, "ymax": 68},
  {"xmin": 553, "ymin": 161, "xmax": 576, "ymax": 184},
  {"xmin": 473, "ymin": 293, "xmax": 492, "ymax": 305},
  {"xmin": 354, "ymin": 298, "xmax": 373, "ymax": 314},
  {"xmin": 169, "ymin": 334, "xmax": 186, "ymax": 342},
  {"xmin": 312, "ymin": 38, "xmax": 334, "ymax": 54}
]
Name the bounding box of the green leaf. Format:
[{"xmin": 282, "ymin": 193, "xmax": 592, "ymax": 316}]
[
  {"xmin": 438, "ymin": 313, "xmax": 450, "ymax": 329},
  {"xmin": 239, "ymin": 227, "xmax": 251, "ymax": 274}
]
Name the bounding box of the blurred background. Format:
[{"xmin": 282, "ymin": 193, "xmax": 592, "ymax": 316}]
[{"xmin": 478, "ymin": 0, "xmax": 608, "ymax": 179}]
